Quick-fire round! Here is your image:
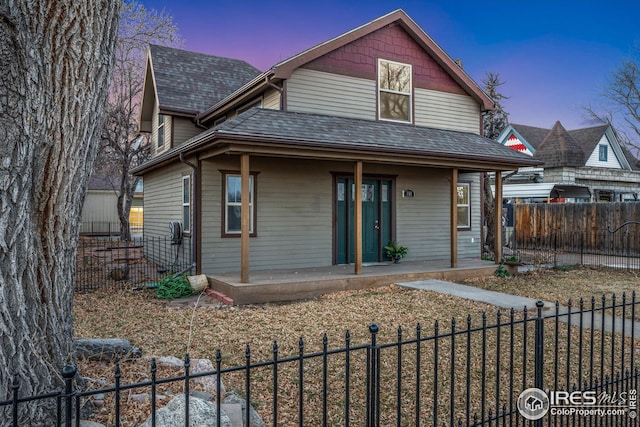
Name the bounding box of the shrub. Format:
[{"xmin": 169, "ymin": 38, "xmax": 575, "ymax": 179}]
[
  {"xmin": 494, "ymin": 264, "xmax": 511, "ymax": 278},
  {"xmin": 155, "ymin": 274, "xmax": 193, "ymax": 299}
]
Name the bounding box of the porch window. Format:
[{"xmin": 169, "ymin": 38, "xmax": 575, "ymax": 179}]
[
  {"xmin": 599, "ymin": 144, "xmax": 608, "ymax": 162},
  {"xmin": 182, "ymin": 175, "xmax": 191, "ymax": 233},
  {"xmin": 457, "ymin": 183, "xmax": 471, "ymax": 229},
  {"xmin": 157, "ymin": 114, "xmax": 165, "ymax": 148},
  {"xmin": 223, "ymin": 172, "xmax": 256, "ymax": 237},
  {"xmin": 378, "ymin": 59, "xmax": 412, "ymax": 123}
]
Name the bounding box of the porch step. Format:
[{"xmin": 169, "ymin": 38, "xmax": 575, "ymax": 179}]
[{"xmin": 204, "ymin": 288, "xmax": 234, "ymax": 306}]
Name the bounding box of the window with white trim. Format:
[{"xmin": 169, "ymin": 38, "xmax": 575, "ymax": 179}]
[
  {"xmin": 157, "ymin": 114, "xmax": 165, "ymax": 148},
  {"xmin": 598, "ymin": 144, "xmax": 608, "ymax": 162},
  {"xmin": 457, "ymin": 183, "xmax": 471, "ymax": 229},
  {"xmin": 378, "ymin": 59, "xmax": 412, "ymax": 122},
  {"xmin": 223, "ymin": 172, "xmax": 256, "ymax": 236},
  {"xmin": 182, "ymin": 175, "xmax": 191, "ymax": 233}
]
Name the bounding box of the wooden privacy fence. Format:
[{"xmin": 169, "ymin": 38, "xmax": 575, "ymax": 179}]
[{"xmin": 514, "ymin": 202, "xmax": 640, "ymax": 256}]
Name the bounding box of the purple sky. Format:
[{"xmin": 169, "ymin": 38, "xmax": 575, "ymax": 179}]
[{"xmin": 139, "ymin": 0, "xmax": 639, "ymax": 130}]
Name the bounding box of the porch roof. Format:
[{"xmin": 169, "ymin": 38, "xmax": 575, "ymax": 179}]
[{"xmin": 132, "ymin": 108, "xmax": 542, "ymax": 174}]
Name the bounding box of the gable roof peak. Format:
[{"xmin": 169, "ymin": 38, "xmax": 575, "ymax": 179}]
[
  {"xmin": 535, "ymin": 120, "xmax": 584, "ymax": 167},
  {"xmin": 147, "ymin": 44, "xmax": 261, "ymax": 116},
  {"xmin": 270, "ymin": 9, "xmax": 494, "ymax": 111}
]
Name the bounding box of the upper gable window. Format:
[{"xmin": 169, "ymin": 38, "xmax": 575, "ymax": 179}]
[
  {"xmin": 599, "ymin": 144, "xmax": 608, "ymax": 162},
  {"xmin": 378, "ymin": 59, "xmax": 412, "ymax": 123},
  {"xmin": 157, "ymin": 114, "xmax": 165, "ymax": 148}
]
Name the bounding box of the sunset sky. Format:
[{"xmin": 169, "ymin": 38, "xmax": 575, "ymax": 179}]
[{"xmin": 139, "ymin": 0, "xmax": 639, "ymax": 130}]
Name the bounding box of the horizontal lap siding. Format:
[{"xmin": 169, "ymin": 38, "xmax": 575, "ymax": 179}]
[
  {"xmin": 199, "ymin": 160, "xmax": 478, "ymax": 274},
  {"xmin": 585, "ymin": 134, "xmax": 622, "ymax": 169},
  {"xmin": 142, "ymin": 162, "xmax": 192, "ymax": 268},
  {"xmin": 172, "ymin": 117, "xmax": 202, "ymax": 147},
  {"xmin": 200, "ymin": 157, "xmax": 333, "ymax": 273},
  {"xmin": 286, "ymin": 68, "xmax": 376, "ymax": 119},
  {"xmin": 143, "ymin": 163, "xmax": 191, "ymax": 238},
  {"xmin": 457, "ymin": 172, "xmax": 482, "ymax": 257},
  {"xmin": 414, "ymin": 89, "xmax": 481, "ymax": 134},
  {"xmin": 394, "ymin": 167, "xmax": 450, "ymax": 260}
]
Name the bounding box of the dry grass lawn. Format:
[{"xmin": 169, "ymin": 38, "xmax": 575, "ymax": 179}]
[
  {"xmin": 74, "ymin": 266, "xmax": 640, "ymax": 425},
  {"xmin": 460, "ymin": 266, "xmax": 640, "ymax": 306}
]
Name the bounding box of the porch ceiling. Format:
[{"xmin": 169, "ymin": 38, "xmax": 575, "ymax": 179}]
[{"xmin": 132, "ymin": 108, "xmax": 542, "ymax": 175}]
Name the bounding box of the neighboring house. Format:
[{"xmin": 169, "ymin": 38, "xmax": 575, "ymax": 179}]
[
  {"xmin": 497, "ymin": 121, "xmax": 640, "ymax": 202},
  {"xmin": 132, "ymin": 9, "xmax": 539, "ymax": 285},
  {"xmin": 81, "ymin": 171, "xmax": 143, "ymax": 235}
]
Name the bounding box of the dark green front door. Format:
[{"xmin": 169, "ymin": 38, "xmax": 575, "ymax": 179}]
[{"xmin": 336, "ymin": 177, "xmax": 392, "ymax": 264}]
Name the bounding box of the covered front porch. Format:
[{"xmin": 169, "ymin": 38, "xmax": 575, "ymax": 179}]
[{"xmin": 207, "ymin": 257, "xmax": 496, "ymax": 305}]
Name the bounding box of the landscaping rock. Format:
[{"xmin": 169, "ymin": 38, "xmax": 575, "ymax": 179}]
[
  {"xmin": 63, "ymin": 421, "xmax": 105, "ymax": 427},
  {"xmin": 74, "ymin": 338, "xmax": 141, "ymax": 361},
  {"xmin": 192, "ymin": 358, "xmax": 225, "ymax": 396},
  {"xmin": 223, "ymin": 392, "xmax": 265, "ymax": 427},
  {"xmin": 139, "ymin": 394, "xmax": 232, "ymax": 427},
  {"xmin": 155, "ymin": 355, "xmax": 185, "ymax": 368},
  {"xmin": 190, "ymin": 390, "xmax": 215, "ymax": 401}
]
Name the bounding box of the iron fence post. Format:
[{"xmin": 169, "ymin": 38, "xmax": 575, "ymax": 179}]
[
  {"xmin": 61, "ymin": 365, "xmax": 76, "ymax": 427},
  {"xmin": 11, "ymin": 374, "xmax": 19, "ymax": 427},
  {"xmin": 368, "ymin": 323, "xmax": 380, "ymax": 427},
  {"xmin": 534, "ymin": 301, "xmax": 544, "ymax": 427}
]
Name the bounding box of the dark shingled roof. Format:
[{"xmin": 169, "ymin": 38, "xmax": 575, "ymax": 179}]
[
  {"xmin": 149, "ymin": 45, "xmax": 261, "ymax": 115},
  {"xmin": 621, "ymin": 145, "xmax": 640, "ymax": 171},
  {"xmin": 132, "ymin": 108, "xmax": 540, "ymax": 172},
  {"xmin": 567, "ymin": 124, "xmax": 610, "ymax": 164},
  {"xmin": 87, "ymin": 171, "xmax": 118, "ymax": 191},
  {"xmin": 510, "ymin": 124, "xmax": 551, "ymax": 150},
  {"xmin": 534, "ymin": 121, "xmax": 584, "ymax": 168},
  {"xmin": 216, "ymin": 109, "xmax": 540, "ymax": 164},
  {"xmin": 511, "ymin": 122, "xmax": 638, "ymax": 168}
]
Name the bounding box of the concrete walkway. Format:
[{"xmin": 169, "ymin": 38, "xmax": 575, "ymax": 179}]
[{"xmin": 397, "ymin": 280, "xmax": 640, "ymax": 339}]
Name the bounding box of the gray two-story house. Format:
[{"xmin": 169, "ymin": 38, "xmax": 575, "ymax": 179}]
[{"xmin": 133, "ymin": 9, "xmax": 539, "ymax": 303}]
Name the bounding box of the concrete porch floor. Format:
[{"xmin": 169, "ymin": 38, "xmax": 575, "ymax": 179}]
[{"xmin": 207, "ymin": 258, "xmax": 498, "ymax": 305}]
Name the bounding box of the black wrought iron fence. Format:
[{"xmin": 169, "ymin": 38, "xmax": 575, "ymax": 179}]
[
  {"xmin": 509, "ymin": 226, "xmax": 640, "ymax": 270},
  {"xmin": 76, "ymin": 235, "xmax": 192, "ymax": 292},
  {"xmin": 2, "ymin": 294, "xmax": 638, "ymax": 426}
]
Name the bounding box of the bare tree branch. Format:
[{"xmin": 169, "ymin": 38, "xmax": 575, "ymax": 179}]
[{"xmin": 96, "ymin": 0, "xmax": 182, "ymax": 240}]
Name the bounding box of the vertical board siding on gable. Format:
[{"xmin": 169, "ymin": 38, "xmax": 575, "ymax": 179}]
[
  {"xmin": 414, "ymin": 89, "xmax": 481, "ymax": 134},
  {"xmin": 585, "ymin": 134, "xmax": 623, "ymax": 169},
  {"xmin": 81, "ymin": 191, "xmax": 119, "ymax": 226},
  {"xmin": 172, "ymin": 117, "xmax": 202, "ymax": 147},
  {"xmin": 286, "ymin": 69, "xmax": 376, "ymax": 120}
]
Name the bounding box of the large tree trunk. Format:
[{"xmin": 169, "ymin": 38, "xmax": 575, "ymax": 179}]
[
  {"xmin": 483, "ymin": 172, "xmax": 496, "ymax": 252},
  {"xmin": 0, "ymin": 1, "xmax": 120, "ymax": 425}
]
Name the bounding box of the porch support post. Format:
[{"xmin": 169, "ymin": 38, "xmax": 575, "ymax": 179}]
[
  {"xmin": 494, "ymin": 170, "xmax": 503, "ymax": 264},
  {"xmin": 240, "ymin": 153, "xmax": 250, "ymax": 283},
  {"xmin": 450, "ymin": 168, "xmax": 458, "ymax": 268},
  {"xmin": 354, "ymin": 161, "xmax": 363, "ymax": 275}
]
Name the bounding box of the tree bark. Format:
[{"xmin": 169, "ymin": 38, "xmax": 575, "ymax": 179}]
[
  {"xmin": 483, "ymin": 172, "xmax": 496, "ymax": 252},
  {"xmin": 0, "ymin": 1, "xmax": 120, "ymax": 425}
]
